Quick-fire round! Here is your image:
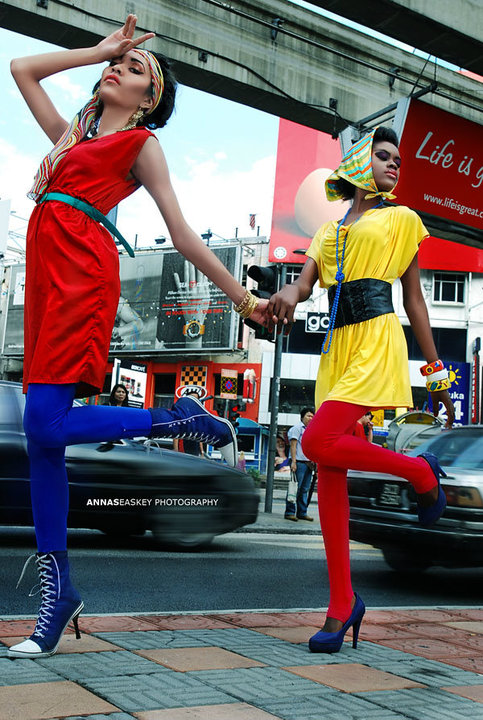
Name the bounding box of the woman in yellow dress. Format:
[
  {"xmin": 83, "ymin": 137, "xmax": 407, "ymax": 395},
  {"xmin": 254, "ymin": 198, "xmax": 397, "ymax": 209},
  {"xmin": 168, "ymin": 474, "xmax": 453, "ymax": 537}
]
[{"xmin": 267, "ymin": 126, "xmax": 454, "ymax": 653}]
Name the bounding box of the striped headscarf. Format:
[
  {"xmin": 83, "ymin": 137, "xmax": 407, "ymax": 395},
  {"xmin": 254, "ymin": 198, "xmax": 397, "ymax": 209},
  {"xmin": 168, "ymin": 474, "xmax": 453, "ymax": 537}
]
[
  {"xmin": 325, "ymin": 127, "xmax": 397, "ymax": 202},
  {"xmin": 28, "ymin": 49, "xmax": 164, "ymax": 202}
]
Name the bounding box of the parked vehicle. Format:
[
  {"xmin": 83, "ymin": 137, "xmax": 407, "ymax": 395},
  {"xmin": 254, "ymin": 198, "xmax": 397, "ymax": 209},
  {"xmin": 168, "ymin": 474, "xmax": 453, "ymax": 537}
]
[
  {"xmin": 348, "ymin": 426, "xmax": 483, "ymax": 571},
  {"xmin": 0, "ymin": 381, "xmax": 259, "ymax": 548}
]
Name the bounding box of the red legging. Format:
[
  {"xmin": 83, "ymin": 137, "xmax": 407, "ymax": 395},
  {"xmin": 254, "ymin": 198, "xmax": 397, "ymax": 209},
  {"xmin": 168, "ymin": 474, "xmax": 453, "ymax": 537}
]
[{"xmin": 301, "ymin": 400, "xmax": 437, "ymax": 622}]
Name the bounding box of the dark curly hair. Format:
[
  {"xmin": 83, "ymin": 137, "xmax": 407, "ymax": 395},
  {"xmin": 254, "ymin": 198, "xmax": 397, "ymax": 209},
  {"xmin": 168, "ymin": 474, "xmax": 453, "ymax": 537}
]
[
  {"xmin": 92, "ymin": 51, "xmax": 177, "ymax": 130},
  {"xmin": 333, "ymin": 126, "xmax": 399, "ymax": 200}
]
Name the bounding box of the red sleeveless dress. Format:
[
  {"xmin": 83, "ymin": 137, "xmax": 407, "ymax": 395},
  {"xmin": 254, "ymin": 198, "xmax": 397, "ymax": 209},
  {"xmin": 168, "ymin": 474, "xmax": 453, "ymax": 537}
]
[{"xmin": 23, "ymin": 127, "xmax": 154, "ymax": 398}]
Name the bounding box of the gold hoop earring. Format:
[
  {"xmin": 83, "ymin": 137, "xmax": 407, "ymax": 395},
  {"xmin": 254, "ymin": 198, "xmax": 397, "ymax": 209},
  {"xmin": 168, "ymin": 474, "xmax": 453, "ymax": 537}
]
[{"xmin": 122, "ymin": 107, "xmax": 145, "ymax": 131}]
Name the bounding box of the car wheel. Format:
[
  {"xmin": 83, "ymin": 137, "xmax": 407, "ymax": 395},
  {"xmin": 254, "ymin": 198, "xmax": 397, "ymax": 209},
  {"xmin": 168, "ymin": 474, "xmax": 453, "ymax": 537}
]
[
  {"xmin": 151, "ymin": 527, "xmax": 214, "ymax": 550},
  {"xmin": 382, "ymin": 547, "xmax": 432, "ymax": 573}
]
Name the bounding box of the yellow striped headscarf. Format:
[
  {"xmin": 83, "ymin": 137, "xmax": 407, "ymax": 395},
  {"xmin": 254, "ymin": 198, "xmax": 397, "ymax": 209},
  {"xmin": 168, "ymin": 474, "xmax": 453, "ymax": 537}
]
[
  {"xmin": 325, "ymin": 128, "xmax": 397, "ymax": 202},
  {"xmin": 28, "ymin": 50, "xmax": 164, "ymax": 202}
]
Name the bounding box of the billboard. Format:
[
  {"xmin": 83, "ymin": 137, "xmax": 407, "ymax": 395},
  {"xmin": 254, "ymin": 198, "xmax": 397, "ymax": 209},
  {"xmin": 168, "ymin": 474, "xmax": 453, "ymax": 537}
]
[
  {"xmin": 394, "ymin": 99, "xmax": 483, "ymax": 232},
  {"xmin": 269, "ymin": 119, "xmax": 347, "ymax": 263},
  {"xmin": 2, "ymin": 245, "xmax": 242, "ymax": 356}
]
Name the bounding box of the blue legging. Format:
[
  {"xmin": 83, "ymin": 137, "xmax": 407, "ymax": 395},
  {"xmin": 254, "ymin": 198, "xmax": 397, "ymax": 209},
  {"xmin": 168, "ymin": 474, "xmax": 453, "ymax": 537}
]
[{"xmin": 24, "ymin": 384, "xmax": 153, "ymax": 553}]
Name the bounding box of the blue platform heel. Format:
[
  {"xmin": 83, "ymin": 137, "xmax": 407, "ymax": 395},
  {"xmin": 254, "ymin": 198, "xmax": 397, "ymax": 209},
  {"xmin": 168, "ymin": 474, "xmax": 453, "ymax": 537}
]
[
  {"xmin": 309, "ymin": 593, "xmax": 366, "ymax": 653},
  {"xmin": 8, "ymin": 551, "xmax": 83, "ymax": 659},
  {"xmin": 417, "ymin": 452, "xmax": 447, "ymax": 527}
]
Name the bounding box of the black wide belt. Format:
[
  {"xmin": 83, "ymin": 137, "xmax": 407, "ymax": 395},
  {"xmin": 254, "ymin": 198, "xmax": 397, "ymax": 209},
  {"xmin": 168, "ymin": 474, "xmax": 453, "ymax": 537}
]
[{"xmin": 328, "ymin": 278, "xmax": 394, "ymax": 329}]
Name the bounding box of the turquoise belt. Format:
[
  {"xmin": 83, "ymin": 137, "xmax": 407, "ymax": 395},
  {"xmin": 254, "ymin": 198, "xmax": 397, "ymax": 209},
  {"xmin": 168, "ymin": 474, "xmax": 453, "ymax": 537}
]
[{"xmin": 38, "ymin": 192, "xmax": 135, "ymax": 257}]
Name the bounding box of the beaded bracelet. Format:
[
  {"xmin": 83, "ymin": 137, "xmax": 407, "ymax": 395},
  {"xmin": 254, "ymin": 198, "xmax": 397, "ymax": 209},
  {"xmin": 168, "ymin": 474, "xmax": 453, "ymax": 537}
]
[
  {"xmin": 424, "ymin": 369, "xmax": 449, "ymax": 384},
  {"xmin": 426, "ymin": 377, "xmax": 451, "ymax": 392},
  {"xmin": 420, "ymin": 359, "xmax": 445, "ymax": 377},
  {"xmin": 234, "ymin": 290, "xmax": 258, "ymax": 319}
]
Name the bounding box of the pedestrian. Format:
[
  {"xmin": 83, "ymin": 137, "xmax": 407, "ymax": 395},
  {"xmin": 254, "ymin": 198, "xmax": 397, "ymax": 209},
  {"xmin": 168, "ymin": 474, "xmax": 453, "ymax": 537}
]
[
  {"xmin": 108, "ymin": 383, "xmax": 130, "ymax": 407},
  {"xmin": 354, "ymin": 411, "xmax": 374, "ymax": 442},
  {"xmin": 284, "ymin": 407, "xmax": 315, "ymax": 522},
  {"xmin": 267, "ymin": 126, "xmax": 454, "ymax": 653},
  {"xmin": 274, "ymin": 434, "xmax": 290, "ymax": 472},
  {"xmin": 9, "ymin": 15, "xmax": 267, "ymax": 659}
]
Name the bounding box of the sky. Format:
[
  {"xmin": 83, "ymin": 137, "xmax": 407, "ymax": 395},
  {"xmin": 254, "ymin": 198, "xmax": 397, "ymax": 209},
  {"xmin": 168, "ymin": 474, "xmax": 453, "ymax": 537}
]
[
  {"xmin": 0, "ymin": 2, "xmax": 467, "ymax": 258},
  {"xmin": 0, "ymin": 27, "xmax": 279, "ymax": 256}
]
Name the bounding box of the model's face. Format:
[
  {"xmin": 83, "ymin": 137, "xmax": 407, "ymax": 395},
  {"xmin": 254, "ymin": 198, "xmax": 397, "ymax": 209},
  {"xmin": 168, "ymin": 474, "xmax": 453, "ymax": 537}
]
[
  {"xmin": 371, "ymin": 141, "xmax": 401, "ymax": 192},
  {"xmin": 100, "ymin": 50, "xmax": 153, "ymax": 113},
  {"xmin": 114, "ymin": 387, "xmax": 127, "ymax": 402}
]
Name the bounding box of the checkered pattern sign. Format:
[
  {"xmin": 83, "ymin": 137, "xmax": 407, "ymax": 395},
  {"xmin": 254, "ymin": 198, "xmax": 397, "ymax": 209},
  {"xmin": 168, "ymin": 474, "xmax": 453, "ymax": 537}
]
[
  {"xmin": 180, "ymin": 365, "xmax": 207, "ymax": 388},
  {"xmin": 220, "ymin": 368, "xmax": 238, "ymax": 399}
]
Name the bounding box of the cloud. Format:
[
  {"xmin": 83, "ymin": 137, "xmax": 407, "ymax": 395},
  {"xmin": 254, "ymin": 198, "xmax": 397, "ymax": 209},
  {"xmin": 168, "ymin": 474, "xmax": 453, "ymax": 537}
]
[
  {"xmin": 117, "ymin": 153, "xmax": 276, "ymax": 248},
  {"xmin": 45, "ymin": 73, "xmax": 91, "ymax": 103},
  {"xmin": 0, "ymin": 138, "xmax": 37, "ymax": 227}
]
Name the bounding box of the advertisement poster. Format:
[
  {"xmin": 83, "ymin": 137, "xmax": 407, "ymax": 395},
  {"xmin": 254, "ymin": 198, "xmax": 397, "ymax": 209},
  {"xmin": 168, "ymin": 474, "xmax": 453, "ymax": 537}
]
[
  {"xmin": 2, "ymin": 246, "xmax": 241, "ymax": 356},
  {"xmin": 269, "ymin": 118, "xmax": 347, "ymax": 263},
  {"xmin": 395, "ymin": 98, "xmax": 483, "ymax": 231},
  {"xmin": 1, "ymin": 265, "xmax": 25, "ymax": 355},
  {"xmin": 428, "ymin": 360, "xmax": 470, "ymax": 426},
  {"xmin": 112, "ymin": 358, "xmax": 148, "ymax": 408}
]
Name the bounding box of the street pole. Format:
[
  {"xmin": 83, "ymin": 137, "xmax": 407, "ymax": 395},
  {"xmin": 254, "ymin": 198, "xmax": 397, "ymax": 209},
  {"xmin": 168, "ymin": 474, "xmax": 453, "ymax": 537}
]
[{"xmin": 264, "ymin": 263, "xmax": 286, "ymax": 513}]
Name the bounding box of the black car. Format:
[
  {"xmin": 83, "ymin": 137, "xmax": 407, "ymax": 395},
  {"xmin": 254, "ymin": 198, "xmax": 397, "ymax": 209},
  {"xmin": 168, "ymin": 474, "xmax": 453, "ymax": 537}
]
[
  {"xmin": 348, "ymin": 426, "xmax": 483, "ymax": 571},
  {"xmin": 0, "ymin": 381, "xmax": 259, "ymax": 548}
]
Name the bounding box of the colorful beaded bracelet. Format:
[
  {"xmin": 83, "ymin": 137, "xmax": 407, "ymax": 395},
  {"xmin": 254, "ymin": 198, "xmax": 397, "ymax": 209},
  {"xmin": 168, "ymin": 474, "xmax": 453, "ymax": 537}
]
[
  {"xmin": 426, "ymin": 377, "xmax": 451, "ymax": 392},
  {"xmin": 420, "ymin": 359, "xmax": 445, "ymax": 377}
]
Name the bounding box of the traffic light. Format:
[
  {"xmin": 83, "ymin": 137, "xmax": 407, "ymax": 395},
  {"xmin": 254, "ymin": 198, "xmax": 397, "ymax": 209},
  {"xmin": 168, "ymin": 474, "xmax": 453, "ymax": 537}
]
[
  {"xmin": 227, "ymin": 399, "xmax": 241, "ymax": 430},
  {"xmin": 245, "ymin": 264, "xmax": 280, "ymax": 340}
]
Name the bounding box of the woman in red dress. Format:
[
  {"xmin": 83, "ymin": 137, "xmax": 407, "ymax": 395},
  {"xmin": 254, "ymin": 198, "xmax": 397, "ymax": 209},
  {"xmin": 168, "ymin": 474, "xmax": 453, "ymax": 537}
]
[{"xmin": 9, "ymin": 15, "xmax": 266, "ymax": 659}]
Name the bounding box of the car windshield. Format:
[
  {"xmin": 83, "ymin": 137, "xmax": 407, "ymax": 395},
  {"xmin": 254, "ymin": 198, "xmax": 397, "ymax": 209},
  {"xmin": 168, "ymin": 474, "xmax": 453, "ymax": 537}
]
[{"xmin": 410, "ymin": 430, "xmax": 483, "ymax": 469}]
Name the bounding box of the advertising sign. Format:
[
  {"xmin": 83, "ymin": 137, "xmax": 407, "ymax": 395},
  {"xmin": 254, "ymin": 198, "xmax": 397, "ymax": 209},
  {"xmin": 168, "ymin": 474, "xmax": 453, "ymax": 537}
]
[
  {"xmin": 428, "ymin": 360, "xmax": 471, "ymax": 426},
  {"xmin": 395, "ymin": 99, "xmax": 483, "ymax": 231},
  {"xmin": 220, "ymin": 368, "xmax": 238, "ymax": 399},
  {"xmin": 269, "ymin": 119, "xmax": 347, "ymax": 264},
  {"xmin": 3, "ymin": 246, "xmax": 242, "ymax": 356},
  {"xmin": 305, "ymin": 312, "xmax": 330, "ymax": 334},
  {"xmin": 2, "ymin": 264, "xmax": 25, "ymax": 355},
  {"xmin": 112, "ymin": 358, "xmax": 147, "ymax": 408}
]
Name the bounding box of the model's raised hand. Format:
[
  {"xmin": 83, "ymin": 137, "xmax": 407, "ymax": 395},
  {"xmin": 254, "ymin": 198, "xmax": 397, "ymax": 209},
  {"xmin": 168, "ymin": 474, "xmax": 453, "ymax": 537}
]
[
  {"xmin": 430, "ymin": 389, "xmax": 455, "ymax": 429},
  {"xmin": 96, "ymin": 14, "xmax": 155, "ymax": 62}
]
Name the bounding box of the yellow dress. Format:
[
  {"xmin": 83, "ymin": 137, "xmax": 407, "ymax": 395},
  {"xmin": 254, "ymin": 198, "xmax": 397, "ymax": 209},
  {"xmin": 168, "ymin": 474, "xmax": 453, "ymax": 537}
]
[{"xmin": 306, "ymin": 205, "xmax": 428, "ymax": 410}]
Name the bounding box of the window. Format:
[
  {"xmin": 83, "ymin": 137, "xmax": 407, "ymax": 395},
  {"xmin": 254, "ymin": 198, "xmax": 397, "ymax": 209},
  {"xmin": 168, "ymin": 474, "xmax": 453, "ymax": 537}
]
[
  {"xmin": 282, "ymin": 319, "xmax": 323, "ymax": 355},
  {"xmin": 270, "ymin": 378, "xmax": 316, "ymax": 415},
  {"xmin": 403, "ymin": 326, "xmax": 467, "ymax": 362},
  {"xmin": 153, "ymin": 373, "xmax": 176, "ymax": 408},
  {"xmin": 285, "ymin": 264, "xmax": 302, "ymax": 285},
  {"xmin": 433, "ymin": 272, "xmax": 465, "ymax": 304}
]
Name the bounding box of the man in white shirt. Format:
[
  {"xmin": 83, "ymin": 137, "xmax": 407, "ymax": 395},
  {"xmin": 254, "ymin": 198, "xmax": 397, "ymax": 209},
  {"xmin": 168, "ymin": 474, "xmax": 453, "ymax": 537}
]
[{"xmin": 285, "ymin": 407, "xmax": 315, "ymax": 521}]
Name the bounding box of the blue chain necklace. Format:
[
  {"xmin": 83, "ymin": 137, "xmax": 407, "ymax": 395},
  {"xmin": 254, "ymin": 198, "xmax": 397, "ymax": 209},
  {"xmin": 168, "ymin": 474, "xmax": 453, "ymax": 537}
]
[{"xmin": 321, "ymin": 200, "xmax": 384, "ymax": 354}]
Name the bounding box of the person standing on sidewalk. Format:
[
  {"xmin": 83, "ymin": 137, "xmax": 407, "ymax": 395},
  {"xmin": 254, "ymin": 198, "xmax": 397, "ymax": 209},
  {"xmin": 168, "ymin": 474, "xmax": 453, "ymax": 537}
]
[
  {"xmin": 284, "ymin": 407, "xmax": 315, "ymax": 522},
  {"xmin": 8, "ymin": 14, "xmax": 267, "ymax": 660},
  {"xmin": 268, "ymin": 126, "xmax": 454, "ymax": 653}
]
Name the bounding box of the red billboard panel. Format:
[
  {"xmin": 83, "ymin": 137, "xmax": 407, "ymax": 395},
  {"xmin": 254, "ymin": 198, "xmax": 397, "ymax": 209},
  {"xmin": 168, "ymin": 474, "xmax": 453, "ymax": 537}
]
[
  {"xmin": 269, "ymin": 119, "xmax": 347, "ymax": 263},
  {"xmin": 396, "ymin": 99, "xmax": 483, "ymax": 231}
]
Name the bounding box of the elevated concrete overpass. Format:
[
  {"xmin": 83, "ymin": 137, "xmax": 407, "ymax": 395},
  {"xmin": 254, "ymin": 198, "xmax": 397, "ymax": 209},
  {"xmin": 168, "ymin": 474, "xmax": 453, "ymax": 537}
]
[
  {"xmin": 1, "ymin": 0, "xmax": 481, "ymax": 138},
  {"xmin": 313, "ymin": 0, "xmax": 483, "ymax": 75}
]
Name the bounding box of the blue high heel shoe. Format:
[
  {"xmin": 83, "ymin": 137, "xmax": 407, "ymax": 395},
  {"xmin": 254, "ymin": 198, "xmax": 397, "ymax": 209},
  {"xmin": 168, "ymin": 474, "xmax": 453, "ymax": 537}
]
[
  {"xmin": 8, "ymin": 551, "xmax": 83, "ymax": 659},
  {"xmin": 309, "ymin": 593, "xmax": 365, "ymax": 653},
  {"xmin": 417, "ymin": 452, "xmax": 447, "ymax": 527}
]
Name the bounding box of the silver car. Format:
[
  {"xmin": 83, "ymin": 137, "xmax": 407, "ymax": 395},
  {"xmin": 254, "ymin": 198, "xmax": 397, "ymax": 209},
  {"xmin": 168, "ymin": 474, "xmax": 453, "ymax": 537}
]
[{"xmin": 348, "ymin": 426, "xmax": 483, "ymax": 572}]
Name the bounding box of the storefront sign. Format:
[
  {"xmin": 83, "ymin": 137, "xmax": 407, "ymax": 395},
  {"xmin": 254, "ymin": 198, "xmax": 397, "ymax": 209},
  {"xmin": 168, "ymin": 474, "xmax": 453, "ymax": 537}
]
[
  {"xmin": 395, "ymin": 99, "xmax": 483, "ymax": 231},
  {"xmin": 429, "ymin": 360, "xmax": 471, "ymax": 426},
  {"xmin": 305, "ymin": 312, "xmax": 330, "ymax": 333}
]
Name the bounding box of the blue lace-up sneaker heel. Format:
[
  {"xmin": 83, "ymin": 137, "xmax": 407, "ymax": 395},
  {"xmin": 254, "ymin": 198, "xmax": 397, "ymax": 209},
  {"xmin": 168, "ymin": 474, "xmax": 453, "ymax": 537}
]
[
  {"xmin": 8, "ymin": 551, "xmax": 83, "ymax": 659},
  {"xmin": 417, "ymin": 452, "xmax": 447, "ymax": 527},
  {"xmin": 309, "ymin": 593, "xmax": 366, "ymax": 653},
  {"xmin": 149, "ymin": 395, "xmax": 238, "ymax": 466}
]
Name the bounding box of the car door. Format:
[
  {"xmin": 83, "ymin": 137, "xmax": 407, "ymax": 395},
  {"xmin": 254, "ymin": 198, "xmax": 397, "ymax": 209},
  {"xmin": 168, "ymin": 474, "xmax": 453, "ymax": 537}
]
[{"xmin": 0, "ymin": 384, "xmax": 31, "ymax": 524}]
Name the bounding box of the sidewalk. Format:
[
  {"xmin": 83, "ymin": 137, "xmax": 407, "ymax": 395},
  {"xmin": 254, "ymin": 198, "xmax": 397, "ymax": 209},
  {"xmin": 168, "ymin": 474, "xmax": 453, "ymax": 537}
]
[
  {"xmin": 2, "ymin": 497, "xmax": 483, "ymax": 720},
  {"xmin": 2, "ymin": 606, "xmax": 483, "ymax": 719}
]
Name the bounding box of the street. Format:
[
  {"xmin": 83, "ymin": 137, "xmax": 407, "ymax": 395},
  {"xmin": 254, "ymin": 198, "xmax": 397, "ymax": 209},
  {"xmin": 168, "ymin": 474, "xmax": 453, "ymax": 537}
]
[{"xmin": 2, "ymin": 526, "xmax": 482, "ymax": 617}]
